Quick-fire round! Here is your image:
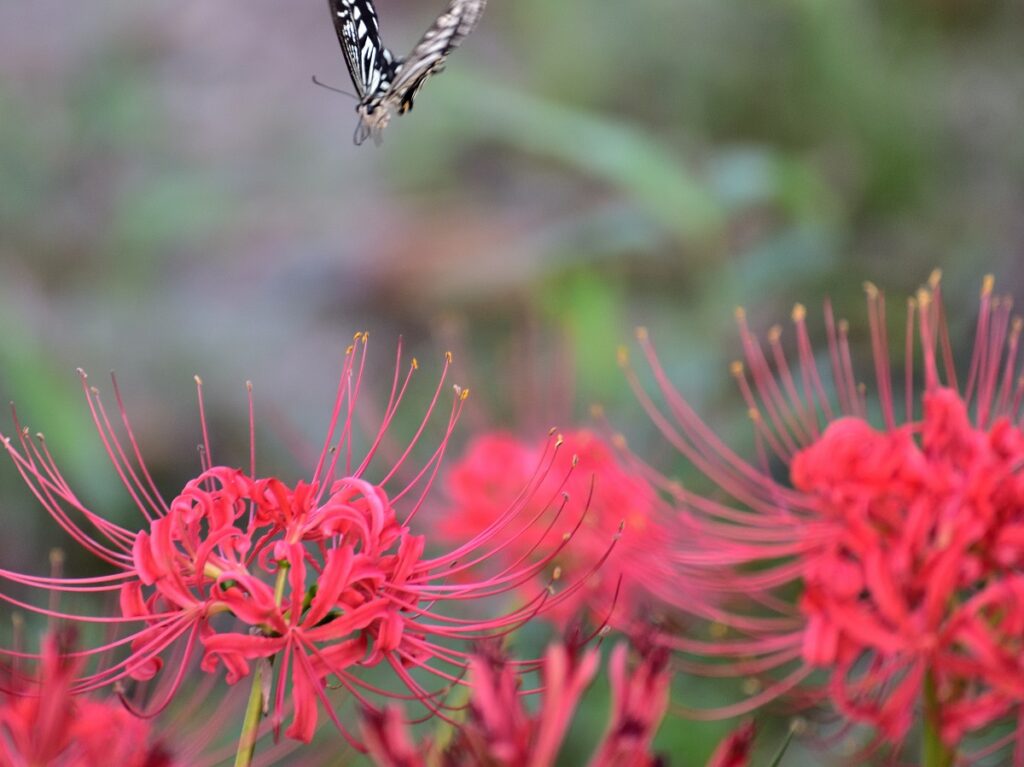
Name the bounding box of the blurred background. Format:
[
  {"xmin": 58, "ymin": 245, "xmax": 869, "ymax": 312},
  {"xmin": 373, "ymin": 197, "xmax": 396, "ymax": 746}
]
[{"xmin": 1, "ymin": 0, "xmax": 1023, "ymax": 763}]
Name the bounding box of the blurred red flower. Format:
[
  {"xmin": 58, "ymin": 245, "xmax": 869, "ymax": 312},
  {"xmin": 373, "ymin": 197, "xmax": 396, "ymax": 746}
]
[
  {"xmin": 0, "ymin": 630, "xmax": 173, "ymax": 767},
  {"xmin": 363, "ymin": 637, "xmax": 753, "ymax": 767},
  {"xmin": 588, "ymin": 641, "xmax": 671, "ymax": 767},
  {"xmin": 442, "ymin": 429, "xmax": 669, "ymax": 628}
]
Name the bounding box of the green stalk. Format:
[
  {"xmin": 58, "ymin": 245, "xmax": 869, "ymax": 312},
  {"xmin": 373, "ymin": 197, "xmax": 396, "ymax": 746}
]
[
  {"xmin": 273, "ymin": 561, "xmax": 290, "ymax": 606},
  {"xmin": 233, "ymin": 664, "xmax": 265, "ymax": 767},
  {"xmin": 233, "ymin": 562, "xmax": 290, "ymax": 767},
  {"xmin": 922, "ymin": 673, "xmax": 955, "ymax": 767}
]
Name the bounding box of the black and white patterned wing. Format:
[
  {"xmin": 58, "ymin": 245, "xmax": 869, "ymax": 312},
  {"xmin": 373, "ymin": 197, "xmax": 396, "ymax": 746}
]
[
  {"xmin": 328, "ymin": 0, "xmax": 397, "ymax": 100},
  {"xmin": 386, "ymin": 0, "xmax": 487, "ymax": 115}
]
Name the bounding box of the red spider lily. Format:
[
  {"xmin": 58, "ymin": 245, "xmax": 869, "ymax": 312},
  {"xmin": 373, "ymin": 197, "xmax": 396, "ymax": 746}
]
[
  {"xmin": 0, "ymin": 336, "xmax": 609, "ymax": 748},
  {"xmin": 362, "ymin": 639, "xmax": 602, "ymax": 766},
  {"xmin": 588, "ymin": 642, "xmax": 672, "ymax": 766},
  {"xmin": 619, "ymin": 273, "xmax": 1024, "ymax": 759},
  {"xmin": 362, "ymin": 638, "xmax": 753, "ymax": 767},
  {"xmin": 441, "ymin": 430, "xmax": 669, "ymax": 628},
  {"xmin": 0, "ymin": 629, "xmax": 323, "ymax": 767},
  {"xmin": 463, "ymin": 639, "xmax": 602, "ymax": 766},
  {"xmin": 0, "ymin": 630, "xmax": 173, "ymax": 767}
]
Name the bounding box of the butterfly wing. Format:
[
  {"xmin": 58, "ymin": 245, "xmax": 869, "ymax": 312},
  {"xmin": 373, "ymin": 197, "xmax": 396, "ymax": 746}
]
[
  {"xmin": 328, "ymin": 0, "xmax": 398, "ymax": 100},
  {"xmin": 385, "ymin": 0, "xmax": 487, "ymax": 115}
]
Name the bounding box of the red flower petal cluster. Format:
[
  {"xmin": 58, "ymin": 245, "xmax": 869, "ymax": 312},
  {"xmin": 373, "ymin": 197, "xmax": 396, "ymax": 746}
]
[
  {"xmin": 122, "ymin": 468, "xmax": 437, "ymax": 742},
  {"xmin": 622, "ymin": 275, "xmax": 1024, "ymax": 757},
  {"xmin": 442, "ymin": 430, "xmax": 669, "ymax": 627},
  {"xmin": 0, "ymin": 631, "xmax": 173, "ymax": 767},
  {"xmin": 794, "ymin": 386, "xmax": 1024, "ymax": 742},
  {"xmin": 589, "ymin": 642, "xmax": 672, "ymax": 766},
  {"xmin": 0, "ymin": 337, "xmax": 599, "ymax": 746},
  {"xmin": 362, "ymin": 638, "xmax": 753, "ymax": 767}
]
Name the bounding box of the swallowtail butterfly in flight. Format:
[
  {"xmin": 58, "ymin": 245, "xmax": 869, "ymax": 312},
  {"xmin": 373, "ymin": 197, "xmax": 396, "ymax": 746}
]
[{"xmin": 327, "ymin": 0, "xmax": 487, "ymax": 145}]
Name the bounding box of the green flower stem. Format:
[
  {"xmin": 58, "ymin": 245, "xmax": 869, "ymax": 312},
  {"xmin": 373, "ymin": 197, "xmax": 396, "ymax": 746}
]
[
  {"xmin": 923, "ymin": 673, "xmax": 955, "ymax": 767},
  {"xmin": 233, "ymin": 562, "xmax": 291, "ymax": 767},
  {"xmin": 274, "ymin": 561, "xmax": 290, "ymax": 606},
  {"xmin": 233, "ymin": 664, "xmax": 265, "ymax": 767}
]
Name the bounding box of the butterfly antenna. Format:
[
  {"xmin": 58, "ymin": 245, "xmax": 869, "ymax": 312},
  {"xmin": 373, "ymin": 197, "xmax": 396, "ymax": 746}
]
[{"xmin": 311, "ymin": 75, "xmax": 357, "ymax": 100}]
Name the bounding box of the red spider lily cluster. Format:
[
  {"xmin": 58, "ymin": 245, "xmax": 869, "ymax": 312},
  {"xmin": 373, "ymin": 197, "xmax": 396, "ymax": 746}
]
[
  {"xmin": 621, "ymin": 274, "xmax": 1024, "ymax": 761},
  {"xmin": 7, "ymin": 274, "xmax": 1024, "ymax": 766},
  {"xmin": 363, "ymin": 635, "xmax": 753, "ymax": 767},
  {"xmin": 0, "ymin": 336, "xmax": 626, "ymax": 764}
]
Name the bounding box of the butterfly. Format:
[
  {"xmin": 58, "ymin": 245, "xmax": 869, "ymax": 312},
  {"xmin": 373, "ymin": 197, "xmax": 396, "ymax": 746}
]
[{"xmin": 327, "ymin": 0, "xmax": 487, "ymax": 145}]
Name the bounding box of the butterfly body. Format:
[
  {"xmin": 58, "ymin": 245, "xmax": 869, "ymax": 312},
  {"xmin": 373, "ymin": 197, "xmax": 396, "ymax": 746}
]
[{"xmin": 328, "ymin": 0, "xmax": 487, "ymax": 144}]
